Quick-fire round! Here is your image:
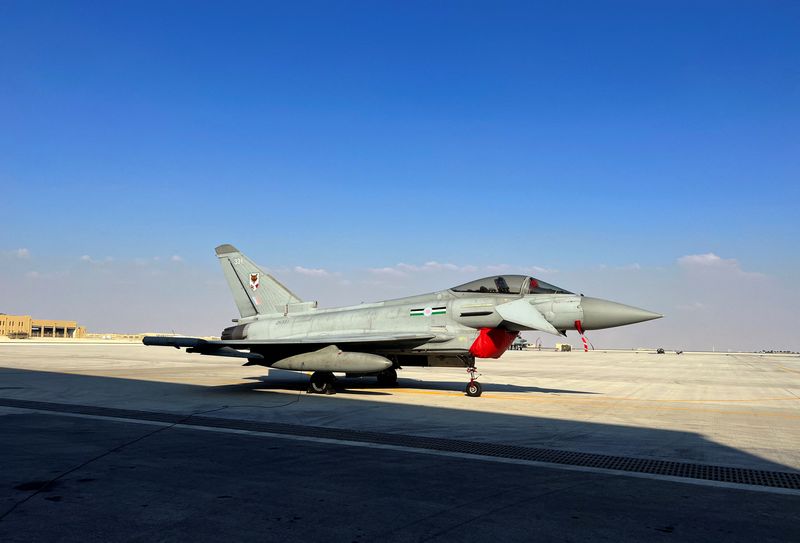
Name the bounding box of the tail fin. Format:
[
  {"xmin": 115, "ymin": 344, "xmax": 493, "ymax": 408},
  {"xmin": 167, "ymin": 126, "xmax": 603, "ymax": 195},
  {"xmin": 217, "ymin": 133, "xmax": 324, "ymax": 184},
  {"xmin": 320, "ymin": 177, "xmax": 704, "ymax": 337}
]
[{"xmin": 215, "ymin": 244, "xmax": 302, "ymax": 317}]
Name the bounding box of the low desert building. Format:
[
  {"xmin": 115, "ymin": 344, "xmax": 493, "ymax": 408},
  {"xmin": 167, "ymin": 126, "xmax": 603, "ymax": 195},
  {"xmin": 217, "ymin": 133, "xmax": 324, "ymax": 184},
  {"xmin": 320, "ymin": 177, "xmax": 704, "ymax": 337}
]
[{"xmin": 0, "ymin": 314, "xmax": 85, "ymax": 339}]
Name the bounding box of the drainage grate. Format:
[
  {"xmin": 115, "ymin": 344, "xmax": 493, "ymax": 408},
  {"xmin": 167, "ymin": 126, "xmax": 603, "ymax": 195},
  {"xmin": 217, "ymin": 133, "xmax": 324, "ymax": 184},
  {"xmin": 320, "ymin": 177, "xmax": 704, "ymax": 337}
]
[{"xmin": 2, "ymin": 397, "xmax": 799, "ymax": 491}]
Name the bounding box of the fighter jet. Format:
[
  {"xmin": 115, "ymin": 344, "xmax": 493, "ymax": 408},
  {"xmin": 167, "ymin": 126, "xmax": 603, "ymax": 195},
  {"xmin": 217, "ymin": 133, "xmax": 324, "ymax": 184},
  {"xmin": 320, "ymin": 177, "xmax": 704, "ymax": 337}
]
[{"xmin": 144, "ymin": 245, "xmax": 661, "ymax": 396}]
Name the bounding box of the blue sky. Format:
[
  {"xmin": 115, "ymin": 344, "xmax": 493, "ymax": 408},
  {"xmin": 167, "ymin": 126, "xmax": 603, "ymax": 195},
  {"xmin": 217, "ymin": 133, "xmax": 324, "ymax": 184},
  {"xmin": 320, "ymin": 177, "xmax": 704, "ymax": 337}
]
[{"xmin": 1, "ymin": 2, "xmax": 798, "ymax": 349}]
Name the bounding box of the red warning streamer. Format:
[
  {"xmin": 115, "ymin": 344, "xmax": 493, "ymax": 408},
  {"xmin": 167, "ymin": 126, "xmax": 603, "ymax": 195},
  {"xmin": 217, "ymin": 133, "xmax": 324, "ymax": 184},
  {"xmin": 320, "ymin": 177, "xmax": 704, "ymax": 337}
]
[{"xmin": 574, "ymin": 320, "xmax": 589, "ymax": 352}]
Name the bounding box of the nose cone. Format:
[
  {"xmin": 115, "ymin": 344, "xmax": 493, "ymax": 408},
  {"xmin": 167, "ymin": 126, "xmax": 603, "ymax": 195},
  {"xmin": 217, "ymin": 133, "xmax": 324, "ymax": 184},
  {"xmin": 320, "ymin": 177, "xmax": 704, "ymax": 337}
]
[{"xmin": 580, "ymin": 297, "xmax": 662, "ymax": 330}]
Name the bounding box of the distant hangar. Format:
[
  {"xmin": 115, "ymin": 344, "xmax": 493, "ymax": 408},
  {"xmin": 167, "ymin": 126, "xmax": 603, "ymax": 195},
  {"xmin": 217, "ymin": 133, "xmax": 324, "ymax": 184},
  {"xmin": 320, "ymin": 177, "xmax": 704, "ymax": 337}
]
[{"xmin": 0, "ymin": 313, "xmax": 85, "ymax": 339}]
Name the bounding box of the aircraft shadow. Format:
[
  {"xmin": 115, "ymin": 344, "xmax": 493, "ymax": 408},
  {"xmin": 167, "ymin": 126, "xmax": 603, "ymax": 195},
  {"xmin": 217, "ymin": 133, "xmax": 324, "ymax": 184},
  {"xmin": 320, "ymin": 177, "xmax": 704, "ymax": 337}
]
[
  {"xmin": 231, "ymin": 373, "xmax": 597, "ymax": 396},
  {"xmin": 0, "ymin": 365, "xmax": 796, "ymax": 475},
  {"xmin": 213, "ymin": 379, "xmax": 394, "ymax": 396}
]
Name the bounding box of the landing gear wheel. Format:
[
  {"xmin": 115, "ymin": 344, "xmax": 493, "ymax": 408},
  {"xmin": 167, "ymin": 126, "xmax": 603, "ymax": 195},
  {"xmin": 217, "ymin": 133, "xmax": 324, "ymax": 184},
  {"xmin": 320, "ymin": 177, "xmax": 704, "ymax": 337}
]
[
  {"xmin": 465, "ymin": 365, "xmax": 482, "ymax": 397},
  {"xmin": 308, "ymin": 371, "xmax": 336, "ymax": 394},
  {"xmin": 465, "ymin": 381, "xmax": 482, "ymax": 397},
  {"xmin": 376, "ymin": 368, "xmax": 398, "ymax": 387}
]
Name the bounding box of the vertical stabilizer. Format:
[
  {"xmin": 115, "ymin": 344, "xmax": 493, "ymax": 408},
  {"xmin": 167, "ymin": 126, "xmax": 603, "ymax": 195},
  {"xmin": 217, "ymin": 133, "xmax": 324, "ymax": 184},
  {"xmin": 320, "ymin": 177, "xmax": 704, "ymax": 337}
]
[{"xmin": 215, "ymin": 244, "xmax": 302, "ymax": 317}]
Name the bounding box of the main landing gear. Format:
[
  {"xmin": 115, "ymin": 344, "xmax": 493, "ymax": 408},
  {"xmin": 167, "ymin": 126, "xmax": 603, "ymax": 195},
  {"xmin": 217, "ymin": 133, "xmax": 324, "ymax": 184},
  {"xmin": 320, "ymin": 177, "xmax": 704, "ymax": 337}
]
[
  {"xmin": 308, "ymin": 371, "xmax": 336, "ymax": 394},
  {"xmin": 465, "ymin": 365, "xmax": 482, "ymax": 397},
  {"xmin": 376, "ymin": 368, "xmax": 398, "ymax": 387}
]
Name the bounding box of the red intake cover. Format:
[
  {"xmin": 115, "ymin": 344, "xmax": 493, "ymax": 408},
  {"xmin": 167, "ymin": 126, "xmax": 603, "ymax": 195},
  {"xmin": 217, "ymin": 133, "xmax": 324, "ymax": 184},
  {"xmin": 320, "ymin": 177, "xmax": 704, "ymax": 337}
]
[{"xmin": 469, "ymin": 328, "xmax": 519, "ymax": 359}]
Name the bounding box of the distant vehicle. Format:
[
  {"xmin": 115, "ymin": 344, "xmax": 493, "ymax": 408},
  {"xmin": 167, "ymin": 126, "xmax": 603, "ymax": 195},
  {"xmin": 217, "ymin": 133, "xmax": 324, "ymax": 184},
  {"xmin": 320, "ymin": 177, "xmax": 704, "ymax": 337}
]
[
  {"xmin": 509, "ymin": 337, "xmax": 529, "ymax": 350},
  {"xmin": 145, "ymin": 245, "xmax": 661, "ymax": 396}
]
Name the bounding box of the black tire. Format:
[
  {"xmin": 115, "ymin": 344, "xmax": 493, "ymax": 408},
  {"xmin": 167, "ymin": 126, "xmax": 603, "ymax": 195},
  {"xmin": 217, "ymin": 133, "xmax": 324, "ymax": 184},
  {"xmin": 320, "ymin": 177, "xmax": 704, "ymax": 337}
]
[
  {"xmin": 376, "ymin": 368, "xmax": 398, "ymax": 387},
  {"xmin": 465, "ymin": 381, "xmax": 482, "ymax": 397},
  {"xmin": 309, "ymin": 371, "xmax": 335, "ymax": 394}
]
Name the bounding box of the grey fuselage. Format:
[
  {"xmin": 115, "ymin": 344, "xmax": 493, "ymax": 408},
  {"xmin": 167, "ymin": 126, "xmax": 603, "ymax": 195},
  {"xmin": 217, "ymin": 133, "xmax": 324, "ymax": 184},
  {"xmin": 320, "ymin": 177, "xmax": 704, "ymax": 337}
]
[{"xmin": 224, "ymin": 290, "xmax": 583, "ymax": 367}]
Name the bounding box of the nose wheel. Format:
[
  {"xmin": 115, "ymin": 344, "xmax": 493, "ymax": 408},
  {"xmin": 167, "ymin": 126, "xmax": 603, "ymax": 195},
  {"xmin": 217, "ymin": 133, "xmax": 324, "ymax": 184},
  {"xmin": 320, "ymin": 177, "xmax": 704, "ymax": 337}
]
[{"xmin": 465, "ymin": 366, "xmax": 482, "ymax": 397}]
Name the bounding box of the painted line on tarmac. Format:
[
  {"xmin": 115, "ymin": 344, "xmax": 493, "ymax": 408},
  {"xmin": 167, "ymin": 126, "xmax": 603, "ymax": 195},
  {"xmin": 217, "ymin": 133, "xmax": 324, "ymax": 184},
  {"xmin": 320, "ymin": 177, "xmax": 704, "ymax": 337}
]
[{"xmin": 4, "ymin": 405, "xmax": 800, "ymax": 498}]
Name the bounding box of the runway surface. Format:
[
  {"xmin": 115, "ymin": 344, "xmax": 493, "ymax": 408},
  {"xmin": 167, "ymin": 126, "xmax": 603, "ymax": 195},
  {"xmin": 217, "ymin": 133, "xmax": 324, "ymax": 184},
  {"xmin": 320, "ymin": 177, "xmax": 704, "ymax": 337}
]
[{"xmin": 1, "ymin": 343, "xmax": 799, "ymax": 541}]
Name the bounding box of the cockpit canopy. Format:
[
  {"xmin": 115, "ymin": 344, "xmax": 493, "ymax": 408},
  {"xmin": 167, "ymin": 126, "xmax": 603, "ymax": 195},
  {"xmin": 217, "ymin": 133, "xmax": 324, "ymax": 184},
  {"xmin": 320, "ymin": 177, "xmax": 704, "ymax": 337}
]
[{"xmin": 451, "ymin": 275, "xmax": 572, "ymax": 295}]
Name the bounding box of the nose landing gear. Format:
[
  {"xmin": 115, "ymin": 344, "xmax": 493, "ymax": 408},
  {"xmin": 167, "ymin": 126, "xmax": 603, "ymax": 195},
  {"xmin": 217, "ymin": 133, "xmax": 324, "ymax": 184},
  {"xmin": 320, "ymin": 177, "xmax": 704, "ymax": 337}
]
[{"xmin": 465, "ymin": 365, "xmax": 482, "ymax": 397}]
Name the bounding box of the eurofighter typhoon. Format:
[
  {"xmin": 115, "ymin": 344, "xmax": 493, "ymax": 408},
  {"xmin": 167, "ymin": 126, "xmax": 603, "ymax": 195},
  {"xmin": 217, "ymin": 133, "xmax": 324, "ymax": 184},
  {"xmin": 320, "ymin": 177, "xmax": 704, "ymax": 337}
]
[{"xmin": 144, "ymin": 245, "xmax": 662, "ymax": 396}]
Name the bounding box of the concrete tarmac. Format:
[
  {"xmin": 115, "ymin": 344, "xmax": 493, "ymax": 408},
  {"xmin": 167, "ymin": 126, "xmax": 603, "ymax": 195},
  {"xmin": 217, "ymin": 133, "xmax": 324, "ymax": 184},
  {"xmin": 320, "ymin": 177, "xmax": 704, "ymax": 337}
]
[{"xmin": 1, "ymin": 343, "xmax": 799, "ymax": 541}]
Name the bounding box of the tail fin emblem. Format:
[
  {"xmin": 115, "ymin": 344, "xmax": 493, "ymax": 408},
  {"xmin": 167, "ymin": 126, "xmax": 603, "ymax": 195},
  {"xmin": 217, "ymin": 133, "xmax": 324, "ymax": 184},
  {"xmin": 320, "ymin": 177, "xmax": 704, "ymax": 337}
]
[{"xmin": 249, "ymin": 273, "xmax": 260, "ymax": 291}]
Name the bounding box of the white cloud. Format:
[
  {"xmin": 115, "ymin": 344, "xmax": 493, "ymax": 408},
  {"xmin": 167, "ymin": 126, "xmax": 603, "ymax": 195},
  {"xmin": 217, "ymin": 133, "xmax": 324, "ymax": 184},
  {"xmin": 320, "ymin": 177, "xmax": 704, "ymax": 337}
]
[
  {"xmin": 527, "ymin": 265, "xmax": 559, "ymax": 274},
  {"xmin": 397, "ymin": 262, "xmax": 427, "ymax": 272},
  {"xmin": 23, "ymin": 269, "xmax": 69, "ymax": 280},
  {"xmin": 678, "ymin": 253, "xmax": 731, "ymax": 267},
  {"xmin": 170, "ymin": 255, "xmax": 183, "ymax": 263},
  {"xmin": 368, "ymin": 266, "xmax": 407, "ymax": 277},
  {"xmin": 424, "ymin": 261, "xmax": 456, "ymax": 271},
  {"xmin": 376, "ymin": 261, "xmax": 480, "ymax": 275},
  {"xmin": 2, "ymin": 248, "xmax": 32, "ymax": 259},
  {"xmin": 80, "ymin": 255, "xmax": 114, "ymax": 265},
  {"xmin": 293, "ymin": 265, "xmax": 330, "ymax": 277},
  {"xmin": 368, "ymin": 261, "xmax": 555, "ymax": 277},
  {"xmin": 677, "ymin": 253, "xmax": 763, "ymax": 278},
  {"xmin": 594, "ymin": 263, "xmax": 638, "ymax": 272},
  {"xmin": 485, "ymin": 264, "xmax": 512, "ymax": 273}
]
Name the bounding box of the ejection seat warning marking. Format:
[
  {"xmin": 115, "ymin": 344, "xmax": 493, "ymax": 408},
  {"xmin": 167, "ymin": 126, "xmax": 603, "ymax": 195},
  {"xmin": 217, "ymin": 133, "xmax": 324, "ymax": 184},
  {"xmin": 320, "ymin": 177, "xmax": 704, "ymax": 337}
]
[{"xmin": 410, "ymin": 306, "xmax": 446, "ymax": 317}]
